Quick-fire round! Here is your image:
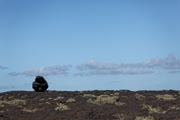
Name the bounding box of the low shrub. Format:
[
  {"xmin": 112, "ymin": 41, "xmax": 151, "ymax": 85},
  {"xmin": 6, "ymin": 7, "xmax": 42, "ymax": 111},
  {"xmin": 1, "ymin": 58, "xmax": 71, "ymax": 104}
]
[
  {"xmin": 156, "ymin": 94, "xmax": 176, "ymax": 101},
  {"xmin": 142, "ymin": 104, "xmax": 166, "ymax": 114},
  {"xmin": 66, "ymin": 98, "xmax": 76, "ymax": 103},
  {"xmin": 87, "ymin": 94, "xmax": 125, "ymax": 106},
  {"xmin": 135, "ymin": 116, "xmax": 155, "ymax": 120},
  {"xmin": 55, "ymin": 103, "xmax": 70, "ymax": 111}
]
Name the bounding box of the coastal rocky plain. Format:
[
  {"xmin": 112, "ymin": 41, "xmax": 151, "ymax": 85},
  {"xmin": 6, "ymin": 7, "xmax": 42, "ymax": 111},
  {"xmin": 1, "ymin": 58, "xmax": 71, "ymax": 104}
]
[{"xmin": 0, "ymin": 90, "xmax": 180, "ymax": 120}]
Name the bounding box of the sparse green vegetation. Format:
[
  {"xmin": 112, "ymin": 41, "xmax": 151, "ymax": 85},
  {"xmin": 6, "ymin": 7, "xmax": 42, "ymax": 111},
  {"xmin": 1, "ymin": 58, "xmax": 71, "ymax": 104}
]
[
  {"xmin": 66, "ymin": 98, "xmax": 76, "ymax": 103},
  {"xmin": 55, "ymin": 103, "xmax": 70, "ymax": 111},
  {"xmin": 0, "ymin": 99, "xmax": 26, "ymax": 107},
  {"xmin": 168, "ymin": 105, "xmax": 180, "ymax": 110},
  {"xmin": 135, "ymin": 93, "xmax": 145, "ymax": 100},
  {"xmin": 142, "ymin": 104, "xmax": 166, "ymax": 114},
  {"xmin": 39, "ymin": 98, "xmax": 45, "ymax": 101},
  {"xmin": 87, "ymin": 94, "xmax": 125, "ymax": 106},
  {"xmin": 48, "ymin": 97, "xmax": 53, "ymax": 100},
  {"xmin": 178, "ymin": 91, "xmax": 180, "ymax": 95},
  {"xmin": 0, "ymin": 110, "xmax": 5, "ymax": 113},
  {"xmin": 46, "ymin": 101, "xmax": 50, "ymax": 104},
  {"xmin": 54, "ymin": 96, "xmax": 64, "ymax": 101},
  {"xmin": 0, "ymin": 101, "xmax": 5, "ymax": 107},
  {"xmin": 87, "ymin": 95, "xmax": 118, "ymax": 105},
  {"xmin": 83, "ymin": 94, "xmax": 97, "ymax": 98},
  {"xmin": 22, "ymin": 108, "xmax": 37, "ymax": 113},
  {"xmin": 156, "ymin": 94, "xmax": 176, "ymax": 101},
  {"xmin": 111, "ymin": 92, "xmax": 119, "ymax": 96},
  {"xmin": 113, "ymin": 113, "xmax": 125, "ymax": 120},
  {"xmin": 115, "ymin": 101, "xmax": 126, "ymax": 106},
  {"xmin": 135, "ymin": 116, "xmax": 155, "ymax": 120}
]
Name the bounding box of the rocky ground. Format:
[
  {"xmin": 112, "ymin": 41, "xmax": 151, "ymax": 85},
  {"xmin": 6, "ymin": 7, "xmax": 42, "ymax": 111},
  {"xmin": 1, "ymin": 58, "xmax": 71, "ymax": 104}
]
[{"xmin": 0, "ymin": 90, "xmax": 180, "ymax": 120}]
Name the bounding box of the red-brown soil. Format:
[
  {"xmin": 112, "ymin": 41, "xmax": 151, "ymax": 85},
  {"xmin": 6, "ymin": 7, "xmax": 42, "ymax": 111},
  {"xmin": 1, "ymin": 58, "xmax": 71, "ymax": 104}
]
[{"xmin": 0, "ymin": 90, "xmax": 180, "ymax": 120}]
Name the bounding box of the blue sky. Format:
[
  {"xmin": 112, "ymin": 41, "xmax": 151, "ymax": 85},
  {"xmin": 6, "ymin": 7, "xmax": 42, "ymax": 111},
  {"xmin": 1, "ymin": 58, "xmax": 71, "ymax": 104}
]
[{"xmin": 0, "ymin": 0, "xmax": 180, "ymax": 92}]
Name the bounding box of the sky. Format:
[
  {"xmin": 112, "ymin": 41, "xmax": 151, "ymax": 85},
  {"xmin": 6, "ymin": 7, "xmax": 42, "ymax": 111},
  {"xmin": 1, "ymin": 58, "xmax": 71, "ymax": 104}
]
[{"xmin": 0, "ymin": 0, "xmax": 180, "ymax": 92}]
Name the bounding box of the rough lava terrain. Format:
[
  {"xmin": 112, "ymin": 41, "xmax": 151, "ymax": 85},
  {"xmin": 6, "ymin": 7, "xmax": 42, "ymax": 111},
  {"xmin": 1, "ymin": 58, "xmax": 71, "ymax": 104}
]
[{"xmin": 0, "ymin": 90, "xmax": 180, "ymax": 120}]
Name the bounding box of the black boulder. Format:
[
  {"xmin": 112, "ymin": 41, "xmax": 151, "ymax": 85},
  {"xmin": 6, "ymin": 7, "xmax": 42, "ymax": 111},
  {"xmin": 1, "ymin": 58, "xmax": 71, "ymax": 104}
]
[{"xmin": 32, "ymin": 76, "xmax": 48, "ymax": 92}]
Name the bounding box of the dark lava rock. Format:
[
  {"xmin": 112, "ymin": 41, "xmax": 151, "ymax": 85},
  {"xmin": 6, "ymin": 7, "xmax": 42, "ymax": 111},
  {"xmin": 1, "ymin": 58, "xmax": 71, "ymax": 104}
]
[{"xmin": 32, "ymin": 76, "xmax": 48, "ymax": 92}]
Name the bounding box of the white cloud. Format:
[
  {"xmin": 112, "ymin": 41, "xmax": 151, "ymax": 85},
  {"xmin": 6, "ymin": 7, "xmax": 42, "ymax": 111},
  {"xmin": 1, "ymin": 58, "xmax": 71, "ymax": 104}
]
[
  {"xmin": 76, "ymin": 60, "xmax": 154, "ymax": 76},
  {"xmin": 168, "ymin": 70, "xmax": 180, "ymax": 74},
  {"xmin": 8, "ymin": 55, "xmax": 180, "ymax": 77},
  {"xmin": 9, "ymin": 65, "xmax": 72, "ymax": 77},
  {"xmin": 145, "ymin": 54, "xmax": 180, "ymax": 69},
  {"xmin": 8, "ymin": 72, "xmax": 21, "ymax": 76},
  {"xmin": 0, "ymin": 65, "xmax": 8, "ymax": 70},
  {"xmin": 76, "ymin": 55, "xmax": 180, "ymax": 76}
]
